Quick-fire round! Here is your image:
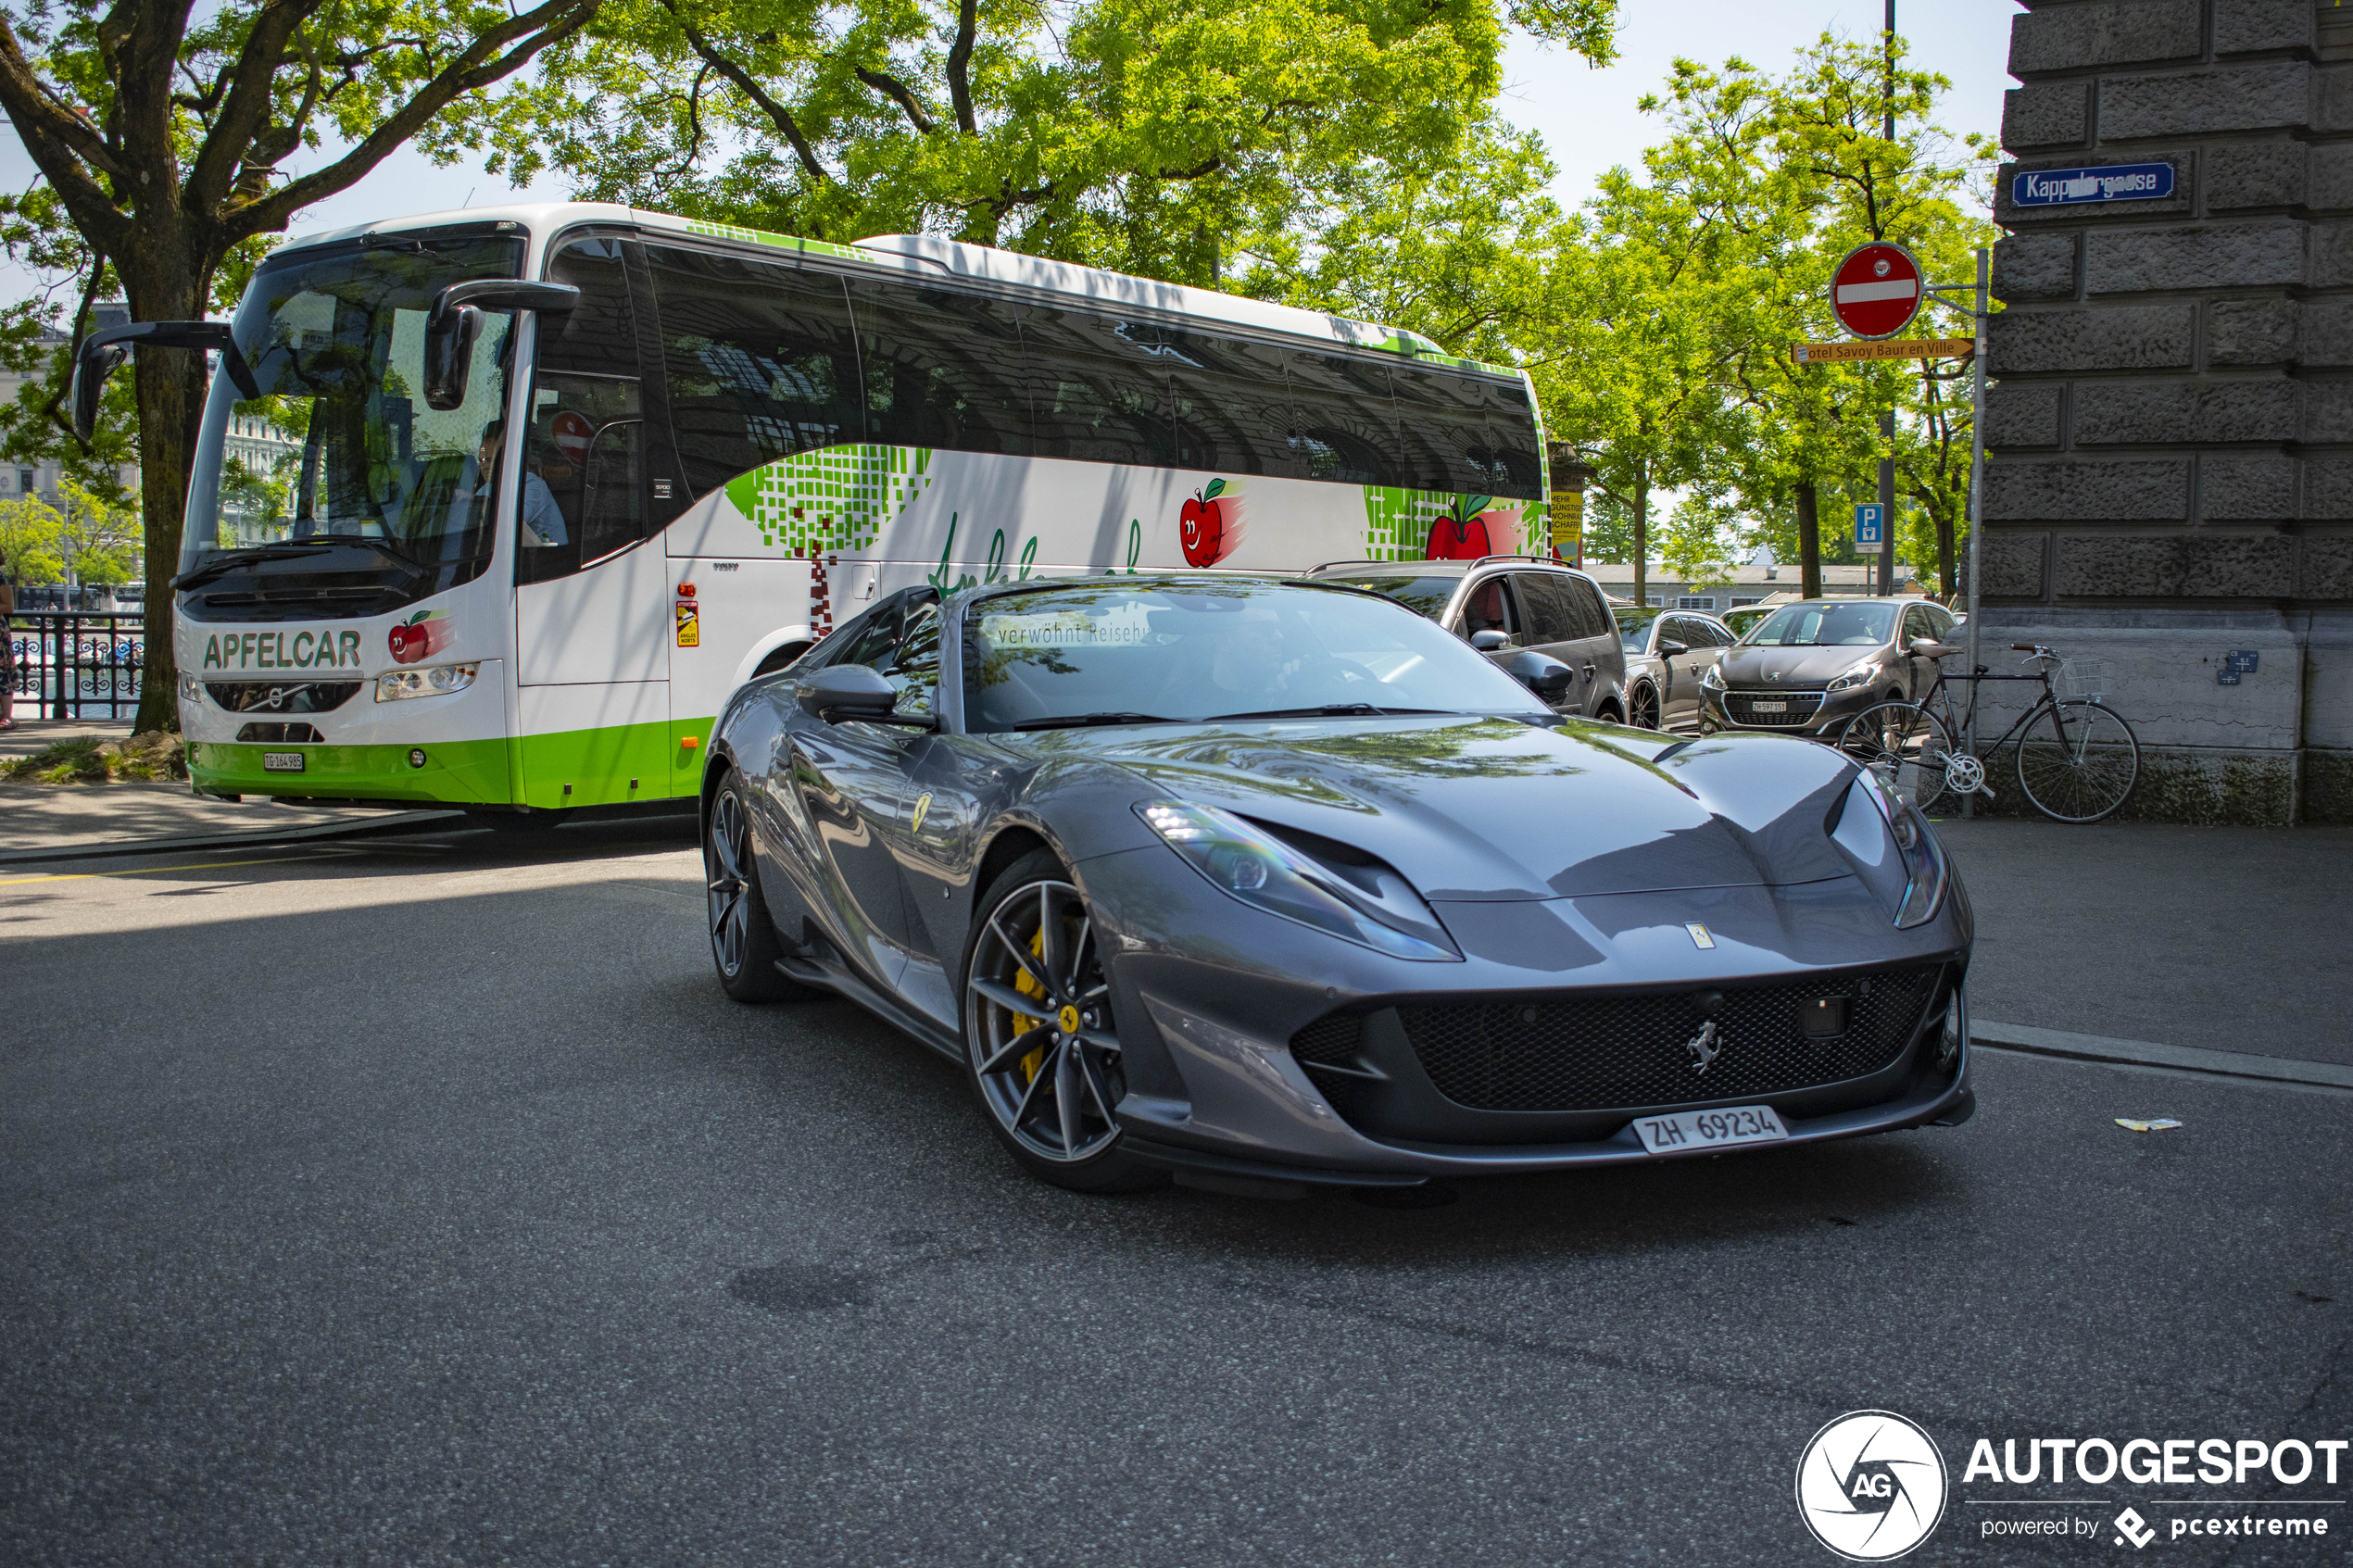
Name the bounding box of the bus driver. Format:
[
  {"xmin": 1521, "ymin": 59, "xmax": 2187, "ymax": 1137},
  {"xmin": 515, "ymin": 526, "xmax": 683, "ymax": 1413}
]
[{"xmin": 476, "ymin": 420, "xmax": 570, "ymax": 548}]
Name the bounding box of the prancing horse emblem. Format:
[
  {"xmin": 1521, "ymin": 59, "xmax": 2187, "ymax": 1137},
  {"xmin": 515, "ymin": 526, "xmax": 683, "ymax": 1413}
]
[{"xmin": 1686, "ymin": 1021, "xmax": 1722, "ymax": 1074}]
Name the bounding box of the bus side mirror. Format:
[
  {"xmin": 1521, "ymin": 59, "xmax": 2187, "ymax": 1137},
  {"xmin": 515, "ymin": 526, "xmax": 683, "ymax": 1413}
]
[
  {"xmin": 70, "ymin": 322, "xmax": 259, "ymax": 443},
  {"xmin": 423, "ymin": 281, "xmax": 581, "ymax": 411}
]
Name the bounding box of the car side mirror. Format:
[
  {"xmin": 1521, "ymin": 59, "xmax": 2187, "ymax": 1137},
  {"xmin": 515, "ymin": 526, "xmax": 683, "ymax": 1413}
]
[
  {"xmin": 1502, "ymin": 649, "xmax": 1573, "ymax": 704},
  {"xmin": 1657, "ymin": 639, "xmax": 1689, "ymax": 657},
  {"xmin": 423, "ymin": 280, "xmax": 581, "ymax": 410},
  {"xmin": 1908, "ymin": 638, "xmax": 1949, "ymax": 658},
  {"xmin": 795, "ymin": 663, "xmax": 937, "ymax": 728},
  {"xmin": 1468, "ymin": 629, "xmax": 1510, "ymax": 652}
]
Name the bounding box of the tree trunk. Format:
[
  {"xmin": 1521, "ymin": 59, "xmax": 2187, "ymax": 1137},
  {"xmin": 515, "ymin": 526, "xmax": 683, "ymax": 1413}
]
[
  {"xmin": 1631, "ymin": 465, "xmax": 1649, "ymax": 608},
  {"xmin": 120, "ymin": 251, "xmax": 211, "ymax": 736},
  {"xmin": 1936, "ymin": 506, "xmax": 1957, "ymax": 599},
  {"xmin": 1796, "ymin": 482, "xmax": 1822, "ymax": 600}
]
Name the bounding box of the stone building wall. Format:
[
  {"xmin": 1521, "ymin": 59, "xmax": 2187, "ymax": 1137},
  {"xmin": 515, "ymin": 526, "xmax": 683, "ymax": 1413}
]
[{"xmin": 1988, "ymin": 0, "xmax": 2353, "ymax": 822}]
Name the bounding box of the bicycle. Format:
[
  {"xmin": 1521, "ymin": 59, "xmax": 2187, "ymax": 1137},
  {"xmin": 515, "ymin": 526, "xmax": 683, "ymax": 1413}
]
[{"xmin": 1833, "ymin": 642, "xmax": 2140, "ymax": 823}]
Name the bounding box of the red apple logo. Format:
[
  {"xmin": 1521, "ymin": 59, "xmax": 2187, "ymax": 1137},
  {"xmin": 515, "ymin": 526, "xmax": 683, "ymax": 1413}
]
[
  {"xmin": 388, "ymin": 623, "xmax": 424, "ymax": 663},
  {"xmin": 1180, "ymin": 479, "xmax": 1236, "ymax": 568},
  {"xmin": 1425, "ymin": 495, "xmax": 1497, "ymax": 560},
  {"xmin": 387, "ymin": 609, "xmax": 447, "ymax": 664}
]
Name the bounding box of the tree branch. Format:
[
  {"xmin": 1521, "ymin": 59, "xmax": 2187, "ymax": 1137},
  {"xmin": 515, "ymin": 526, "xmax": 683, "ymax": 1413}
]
[
  {"xmin": 656, "ymin": 61, "xmax": 712, "ymax": 180},
  {"xmin": 0, "ymin": 20, "xmax": 132, "ymax": 250},
  {"xmin": 854, "ymin": 64, "xmax": 936, "ymax": 135},
  {"xmin": 234, "ymin": 0, "xmax": 603, "ymax": 237},
  {"xmin": 44, "ymin": 251, "xmax": 109, "ymax": 452},
  {"xmin": 188, "ymin": 0, "xmax": 333, "ymax": 212},
  {"xmin": 652, "ymin": 0, "xmax": 830, "ymax": 186},
  {"xmin": 945, "ymin": 0, "xmax": 977, "ymax": 134}
]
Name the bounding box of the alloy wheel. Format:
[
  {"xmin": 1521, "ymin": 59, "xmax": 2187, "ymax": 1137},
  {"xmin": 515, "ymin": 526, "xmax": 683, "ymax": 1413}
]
[
  {"xmin": 965, "ymin": 879, "xmax": 1123, "ymax": 1163},
  {"xmin": 707, "ymin": 789, "xmax": 754, "ymax": 977}
]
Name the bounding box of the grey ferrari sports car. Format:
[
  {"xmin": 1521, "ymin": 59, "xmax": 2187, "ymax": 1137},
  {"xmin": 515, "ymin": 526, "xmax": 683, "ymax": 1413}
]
[{"xmin": 699, "ymin": 574, "xmax": 1975, "ymax": 1196}]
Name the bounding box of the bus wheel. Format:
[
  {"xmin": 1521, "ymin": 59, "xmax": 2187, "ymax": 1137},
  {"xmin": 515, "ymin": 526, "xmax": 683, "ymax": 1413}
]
[{"xmin": 706, "ymin": 771, "xmax": 819, "ymax": 1002}]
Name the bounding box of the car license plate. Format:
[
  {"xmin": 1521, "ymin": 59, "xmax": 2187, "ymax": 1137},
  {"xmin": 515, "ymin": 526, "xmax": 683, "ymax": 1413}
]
[
  {"xmin": 1635, "ymin": 1105, "xmax": 1788, "ymax": 1154},
  {"xmin": 261, "ymin": 751, "xmax": 307, "ymax": 772},
  {"xmin": 1750, "ymin": 700, "xmax": 1789, "ymax": 712}
]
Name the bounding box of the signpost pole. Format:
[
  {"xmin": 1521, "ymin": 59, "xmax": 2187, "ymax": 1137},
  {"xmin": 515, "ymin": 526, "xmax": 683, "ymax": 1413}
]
[
  {"xmin": 1961, "ymin": 245, "xmax": 1988, "ymax": 819},
  {"xmin": 1877, "ymin": 0, "xmax": 1898, "ymax": 597}
]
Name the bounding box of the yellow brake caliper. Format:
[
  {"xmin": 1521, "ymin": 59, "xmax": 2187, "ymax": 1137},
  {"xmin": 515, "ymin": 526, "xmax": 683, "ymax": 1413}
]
[{"xmin": 1013, "ymin": 929, "xmax": 1048, "ymax": 1084}]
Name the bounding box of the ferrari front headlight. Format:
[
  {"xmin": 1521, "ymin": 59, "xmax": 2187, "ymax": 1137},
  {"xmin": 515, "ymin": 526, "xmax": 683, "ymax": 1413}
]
[
  {"xmin": 375, "ymin": 662, "xmax": 479, "ymax": 702},
  {"xmin": 1136, "ymin": 802, "xmax": 1460, "ymax": 961}
]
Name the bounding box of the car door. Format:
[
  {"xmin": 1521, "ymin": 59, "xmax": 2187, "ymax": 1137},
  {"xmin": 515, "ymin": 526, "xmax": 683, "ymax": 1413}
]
[
  {"xmin": 1898, "ymin": 605, "xmax": 1937, "ymax": 699},
  {"xmin": 1451, "ymin": 574, "xmax": 1522, "ymax": 667},
  {"xmin": 1508, "ymin": 571, "xmax": 1583, "ymax": 712},
  {"xmin": 1560, "ymin": 573, "xmax": 1624, "ymax": 718},
  {"xmin": 1653, "ymin": 615, "xmax": 1696, "ymax": 728},
  {"xmin": 771, "ymin": 593, "xmax": 928, "ymax": 990}
]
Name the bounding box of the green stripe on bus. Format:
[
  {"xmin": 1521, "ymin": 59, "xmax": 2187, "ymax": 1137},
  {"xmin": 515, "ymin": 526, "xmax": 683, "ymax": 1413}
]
[{"xmin": 189, "ymin": 735, "xmax": 513, "ymax": 804}]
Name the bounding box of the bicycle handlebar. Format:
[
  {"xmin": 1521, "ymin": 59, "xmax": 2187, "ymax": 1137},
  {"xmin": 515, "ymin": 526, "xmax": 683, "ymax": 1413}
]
[{"xmin": 2010, "ymin": 643, "xmax": 2041, "ymax": 652}]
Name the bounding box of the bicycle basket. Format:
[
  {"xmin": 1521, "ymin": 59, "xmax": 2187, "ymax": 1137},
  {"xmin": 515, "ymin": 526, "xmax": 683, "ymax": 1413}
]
[{"xmin": 2059, "ymin": 658, "xmax": 2112, "ymax": 700}]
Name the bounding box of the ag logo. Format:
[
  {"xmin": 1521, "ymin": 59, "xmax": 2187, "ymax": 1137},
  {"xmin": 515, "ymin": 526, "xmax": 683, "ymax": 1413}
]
[{"xmin": 1795, "ymin": 1410, "xmax": 1947, "ymax": 1561}]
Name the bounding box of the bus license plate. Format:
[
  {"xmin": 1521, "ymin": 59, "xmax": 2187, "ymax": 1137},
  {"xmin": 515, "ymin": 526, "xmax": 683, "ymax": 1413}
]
[
  {"xmin": 262, "ymin": 752, "xmax": 307, "ymax": 772},
  {"xmin": 1635, "ymin": 1105, "xmax": 1788, "ymax": 1155},
  {"xmin": 1750, "ymin": 700, "xmax": 1788, "ymax": 712}
]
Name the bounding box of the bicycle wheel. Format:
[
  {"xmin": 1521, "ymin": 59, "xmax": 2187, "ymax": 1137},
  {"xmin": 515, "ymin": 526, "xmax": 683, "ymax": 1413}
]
[
  {"xmin": 2015, "ymin": 699, "xmax": 2139, "ymax": 823},
  {"xmin": 1834, "ymin": 701, "xmax": 1959, "ymax": 814}
]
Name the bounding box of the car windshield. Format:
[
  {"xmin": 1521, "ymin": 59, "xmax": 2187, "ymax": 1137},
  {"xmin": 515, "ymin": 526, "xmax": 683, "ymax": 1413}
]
[
  {"xmin": 1615, "ymin": 610, "xmax": 1658, "ymax": 655},
  {"xmin": 1743, "ymin": 602, "xmax": 1899, "ymax": 647},
  {"xmin": 182, "ymin": 232, "xmax": 523, "ymax": 583},
  {"xmin": 962, "ymin": 578, "xmax": 1548, "ymax": 732},
  {"xmin": 1324, "ymin": 572, "xmax": 1461, "ymax": 621}
]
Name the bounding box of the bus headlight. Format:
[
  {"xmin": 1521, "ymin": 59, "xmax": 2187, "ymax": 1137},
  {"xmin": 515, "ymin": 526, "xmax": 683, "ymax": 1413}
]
[
  {"xmin": 177, "ymin": 671, "xmax": 201, "ymax": 703},
  {"xmin": 375, "ymin": 662, "xmax": 479, "ymax": 702}
]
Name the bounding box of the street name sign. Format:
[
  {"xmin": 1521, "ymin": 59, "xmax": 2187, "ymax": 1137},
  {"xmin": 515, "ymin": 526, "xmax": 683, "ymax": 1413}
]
[
  {"xmin": 1854, "ymin": 504, "xmax": 1884, "ymax": 547},
  {"xmin": 1831, "ymin": 242, "xmax": 1923, "ymax": 339},
  {"xmin": 1792, "ymin": 338, "xmax": 1973, "ymax": 363},
  {"xmin": 2011, "ymin": 162, "xmax": 2174, "ymax": 207}
]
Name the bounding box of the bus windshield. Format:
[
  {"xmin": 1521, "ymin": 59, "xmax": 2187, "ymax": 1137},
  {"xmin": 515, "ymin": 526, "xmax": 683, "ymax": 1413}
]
[{"xmin": 181, "ymin": 232, "xmax": 523, "ymax": 614}]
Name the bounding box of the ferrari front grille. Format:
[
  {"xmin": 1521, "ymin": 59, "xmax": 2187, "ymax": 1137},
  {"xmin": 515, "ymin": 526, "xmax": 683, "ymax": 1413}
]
[
  {"xmin": 1723, "ymin": 689, "xmax": 1825, "ymax": 727},
  {"xmin": 1395, "ymin": 965, "xmax": 1942, "ymax": 1112}
]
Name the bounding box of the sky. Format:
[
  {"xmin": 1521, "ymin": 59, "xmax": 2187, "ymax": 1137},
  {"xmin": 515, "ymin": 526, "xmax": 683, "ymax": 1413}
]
[{"xmin": 0, "ymin": 0, "xmax": 2020, "ymax": 307}]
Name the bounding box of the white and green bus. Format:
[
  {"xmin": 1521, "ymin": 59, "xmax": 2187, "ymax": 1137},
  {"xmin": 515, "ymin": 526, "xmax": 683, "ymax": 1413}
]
[{"xmin": 84, "ymin": 204, "xmax": 1548, "ymax": 820}]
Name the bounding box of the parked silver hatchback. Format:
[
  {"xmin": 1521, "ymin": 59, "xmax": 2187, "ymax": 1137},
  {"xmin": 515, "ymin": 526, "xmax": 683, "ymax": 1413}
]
[{"xmin": 1701, "ymin": 597, "xmax": 1959, "ymax": 737}]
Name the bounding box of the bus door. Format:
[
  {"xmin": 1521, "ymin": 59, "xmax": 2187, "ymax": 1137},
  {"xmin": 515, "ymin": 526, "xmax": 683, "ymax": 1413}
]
[{"xmin": 512, "ymin": 234, "xmax": 677, "ymax": 808}]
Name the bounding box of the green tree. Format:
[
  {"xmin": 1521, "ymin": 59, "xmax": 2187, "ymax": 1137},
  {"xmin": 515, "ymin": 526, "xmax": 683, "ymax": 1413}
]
[
  {"xmin": 0, "ymin": 0, "xmax": 605, "ymax": 730},
  {"xmin": 0, "ymin": 492, "xmax": 66, "ymax": 585},
  {"xmin": 503, "ymin": 0, "xmax": 1614, "ymax": 289},
  {"xmin": 55, "ymin": 474, "xmax": 138, "ymax": 584}
]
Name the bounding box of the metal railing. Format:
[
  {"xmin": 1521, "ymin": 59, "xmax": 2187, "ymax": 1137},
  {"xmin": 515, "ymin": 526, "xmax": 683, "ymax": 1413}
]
[{"xmin": 4, "ymin": 611, "xmax": 147, "ymax": 720}]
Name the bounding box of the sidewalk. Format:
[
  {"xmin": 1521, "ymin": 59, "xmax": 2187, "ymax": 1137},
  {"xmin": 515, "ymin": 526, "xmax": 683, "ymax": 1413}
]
[
  {"xmin": 0, "ymin": 717, "xmax": 133, "ymax": 760},
  {"xmin": 1933, "ymin": 816, "xmax": 2353, "ymax": 1072}
]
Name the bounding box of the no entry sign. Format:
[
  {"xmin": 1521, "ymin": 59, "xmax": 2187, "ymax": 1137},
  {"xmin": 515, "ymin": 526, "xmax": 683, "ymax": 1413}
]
[{"xmin": 1831, "ymin": 242, "xmax": 1923, "ymax": 340}]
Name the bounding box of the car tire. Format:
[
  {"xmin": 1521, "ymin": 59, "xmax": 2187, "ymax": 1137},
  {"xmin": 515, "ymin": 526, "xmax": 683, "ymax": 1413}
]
[
  {"xmin": 705, "ymin": 769, "xmax": 820, "ymax": 1003},
  {"xmin": 960, "ymin": 848, "xmax": 1163, "ymax": 1193},
  {"xmin": 1629, "ymin": 684, "xmax": 1662, "ymax": 730}
]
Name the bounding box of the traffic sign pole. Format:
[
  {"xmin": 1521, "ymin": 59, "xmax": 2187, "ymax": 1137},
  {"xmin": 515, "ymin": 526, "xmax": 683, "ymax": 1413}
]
[{"xmin": 1961, "ymin": 245, "xmax": 1987, "ymax": 818}]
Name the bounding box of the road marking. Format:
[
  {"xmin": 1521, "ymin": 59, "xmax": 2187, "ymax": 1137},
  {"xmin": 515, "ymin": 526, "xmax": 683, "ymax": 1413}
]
[{"xmin": 0, "ymin": 853, "xmax": 328, "ymax": 886}]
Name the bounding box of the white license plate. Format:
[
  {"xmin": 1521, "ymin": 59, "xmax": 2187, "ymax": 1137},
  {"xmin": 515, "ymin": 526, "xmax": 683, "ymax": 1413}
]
[
  {"xmin": 1635, "ymin": 1105, "xmax": 1788, "ymax": 1154},
  {"xmin": 1749, "ymin": 700, "xmax": 1789, "ymax": 712},
  {"xmin": 261, "ymin": 751, "xmax": 307, "ymax": 772}
]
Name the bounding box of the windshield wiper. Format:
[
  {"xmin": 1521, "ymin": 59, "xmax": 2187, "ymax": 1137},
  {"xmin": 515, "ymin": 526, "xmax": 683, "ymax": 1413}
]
[
  {"xmin": 1203, "ymin": 703, "xmax": 1459, "ymax": 721},
  {"xmin": 172, "ymin": 534, "xmax": 428, "ymax": 593},
  {"xmin": 1006, "ymin": 711, "xmax": 1181, "ymax": 731},
  {"xmin": 308, "ymin": 533, "xmax": 428, "ymax": 574}
]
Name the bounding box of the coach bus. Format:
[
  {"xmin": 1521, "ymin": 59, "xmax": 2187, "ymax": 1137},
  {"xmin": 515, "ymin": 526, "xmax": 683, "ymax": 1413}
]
[{"xmin": 77, "ymin": 204, "xmax": 1548, "ymax": 822}]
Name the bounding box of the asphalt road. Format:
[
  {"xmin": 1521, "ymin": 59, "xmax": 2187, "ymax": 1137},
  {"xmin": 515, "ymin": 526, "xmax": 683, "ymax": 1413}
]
[{"xmin": 3, "ymin": 817, "xmax": 2347, "ymax": 1566}]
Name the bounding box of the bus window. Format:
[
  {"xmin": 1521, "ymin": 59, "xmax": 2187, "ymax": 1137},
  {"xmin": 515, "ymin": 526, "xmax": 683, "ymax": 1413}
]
[
  {"xmin": 1280, "ymin": 351, "xmax": 1402, "ymax": 487},
  {"xmin": 647, "ymin": 245, "xmax": 863, "ymax": 498},
  {"xmin": 852, "ymin": 281, "xmax": 1031, "ymax": 456},
  {"xmin": 1013, "ymin": 307, "xmax": 1175, "ymax": 469},
  {"xmin": 1166, "ymin": 331, "xmax": 1290, "ymax": 477},
  {"xmin": 521, "ymin": 236, "xmax": 647, "ymax": 583},
  {"xmin": 1479, "ymin": 379, "xmax": 1543, "ymax": 495},
  {"xmin": 1390, "ymin": 368, "xmax": 1514, "ymax": 495}
]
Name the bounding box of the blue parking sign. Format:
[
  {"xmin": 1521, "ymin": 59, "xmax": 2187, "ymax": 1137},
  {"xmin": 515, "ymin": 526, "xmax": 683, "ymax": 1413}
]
[{"xmin": 1854, "ymin": 504, "xmax": 1884, "ymax": 546}]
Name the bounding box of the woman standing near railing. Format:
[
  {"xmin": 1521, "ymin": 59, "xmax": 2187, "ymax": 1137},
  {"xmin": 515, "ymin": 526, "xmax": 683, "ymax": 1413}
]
[{"xmin": 0, "ymin": 544, "xmax": 16, "ymax": 731}]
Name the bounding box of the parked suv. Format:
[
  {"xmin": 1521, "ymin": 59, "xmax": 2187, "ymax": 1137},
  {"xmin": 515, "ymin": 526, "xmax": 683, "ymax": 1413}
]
[
  {"xmin": 1701, "ymin": 596, "xmax": 1959, "ymax": 737},
  {"xmin": 1305, "ymin": 557, "xmax": 1629, "ymax": 721}
]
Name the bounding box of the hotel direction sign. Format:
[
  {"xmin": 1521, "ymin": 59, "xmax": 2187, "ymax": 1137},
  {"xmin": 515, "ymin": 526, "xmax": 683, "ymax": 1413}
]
[
  {"xmin": 1792, "ymin": 339, "xmax": 1973, "ymax": 364},
  {"xmin": 2011, "ymin": 162, "xmax": 2174, "ymax": 207}
]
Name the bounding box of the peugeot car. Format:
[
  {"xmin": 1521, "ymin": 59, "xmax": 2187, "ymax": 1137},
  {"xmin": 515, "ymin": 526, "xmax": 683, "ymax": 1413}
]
[{"xmin": 1702, "ymin": 597, "xmax": 1960, "ymax": 739}]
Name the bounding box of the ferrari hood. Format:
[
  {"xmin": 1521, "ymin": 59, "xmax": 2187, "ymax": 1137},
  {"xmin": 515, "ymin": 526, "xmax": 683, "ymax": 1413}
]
[
  {"xmin": 1715, "ymin": 643, "xmax": 1880, "ymax": 687},
  {"xmin": 1061, "ymin": 717, "xmax": 1857, "ymax": 900}
]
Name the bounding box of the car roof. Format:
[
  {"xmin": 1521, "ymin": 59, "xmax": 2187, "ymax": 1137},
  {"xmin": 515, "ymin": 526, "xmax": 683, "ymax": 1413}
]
[{"xmin": 1307, "ymin": 557, "xmax": 1585, "ymax": 578}]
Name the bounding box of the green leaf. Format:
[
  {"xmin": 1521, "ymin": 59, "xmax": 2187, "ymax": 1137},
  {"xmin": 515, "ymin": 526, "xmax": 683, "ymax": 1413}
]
[{"xmin": 1202, "ymin": 478, "xmax": 1226, "ymax": 501}]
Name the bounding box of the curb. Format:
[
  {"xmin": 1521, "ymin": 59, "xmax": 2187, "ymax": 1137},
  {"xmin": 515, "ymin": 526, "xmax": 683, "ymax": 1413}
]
[
  {"xmin": 0, "ymin": 809, "xmax": 466, "ymax": 867},
  {"xmin": 1972, "ymin": 1020, "xmax": 2353, "ymax": 1092}
]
